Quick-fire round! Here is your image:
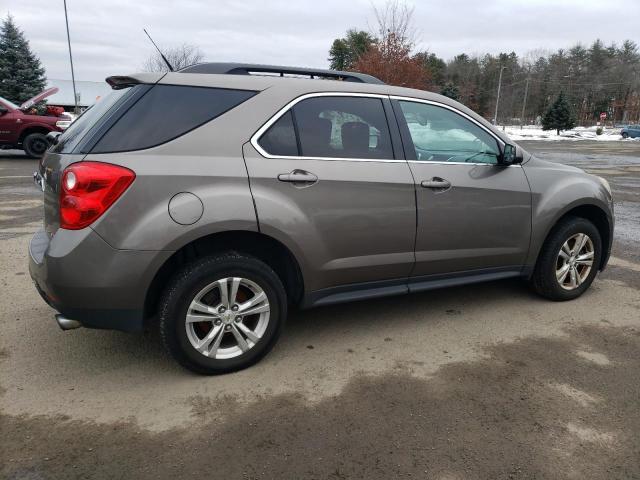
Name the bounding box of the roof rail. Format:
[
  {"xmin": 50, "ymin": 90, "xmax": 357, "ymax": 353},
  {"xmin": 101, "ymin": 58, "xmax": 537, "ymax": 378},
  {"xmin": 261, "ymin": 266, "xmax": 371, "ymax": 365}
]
[{"xmin": 177, "ymin": 62, "xmax": 385, "ymax": 85}]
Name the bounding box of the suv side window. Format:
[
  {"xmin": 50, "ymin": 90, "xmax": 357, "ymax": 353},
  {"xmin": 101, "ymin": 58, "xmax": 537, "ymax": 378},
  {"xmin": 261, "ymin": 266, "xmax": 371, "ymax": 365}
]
[
  {"xmin": 292, "ymin": 96, "xmax": 393, "ymax": 159},
  {"xmin": 397, "ymin": 100, "xmax": 500, "ymax": 164},
  {"xmin": 90, "ymin": 85, "xmax": 256, "ymax": 153},
  {"xmin": 258, "ymin": 110, "xmax": 299, "ymax": 156}
]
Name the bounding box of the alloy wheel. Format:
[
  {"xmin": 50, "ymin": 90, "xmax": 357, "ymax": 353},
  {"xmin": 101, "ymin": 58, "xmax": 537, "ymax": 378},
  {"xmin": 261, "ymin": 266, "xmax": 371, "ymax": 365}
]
[
  {"xmin": 555, "ymin": 233, "xmax": 594, "ymax": 290},
  {"xmin": 185, "ymin": 277, "xmax": 270, "ymax": 359}
]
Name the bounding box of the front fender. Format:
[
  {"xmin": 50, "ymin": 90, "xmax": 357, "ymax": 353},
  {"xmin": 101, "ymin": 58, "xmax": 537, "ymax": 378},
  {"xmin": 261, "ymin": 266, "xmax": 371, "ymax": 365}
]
[{"xmin": 523, "ymin": 157, "xmax": 613, "ymax": 267}]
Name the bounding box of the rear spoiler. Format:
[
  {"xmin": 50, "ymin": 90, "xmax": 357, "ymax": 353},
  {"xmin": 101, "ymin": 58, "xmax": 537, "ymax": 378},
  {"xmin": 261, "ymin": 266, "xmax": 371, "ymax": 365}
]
[{"xmin": 105, "ymin": 73, "xmax": 165, "ymax": 90}]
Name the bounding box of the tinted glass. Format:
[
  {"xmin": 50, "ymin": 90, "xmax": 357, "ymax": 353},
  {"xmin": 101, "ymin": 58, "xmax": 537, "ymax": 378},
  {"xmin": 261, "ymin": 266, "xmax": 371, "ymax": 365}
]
[
  {"xmin": 91, "ymin": 85, "xmax": 256, "ymax": 153},
  {"xmin": 258, "ymin": 110, "xmax": 299, "ymax": 156},
  {"xmin": 292, "ymin": 96, "xmax": 393, "ymax": 159},
  {"xmin": 52, "ymin": 86, "xmax": 137, "ymax": 154},
  {"xmin": 399, "ymin": 101, "xmax": 499, "ymax": 164}
]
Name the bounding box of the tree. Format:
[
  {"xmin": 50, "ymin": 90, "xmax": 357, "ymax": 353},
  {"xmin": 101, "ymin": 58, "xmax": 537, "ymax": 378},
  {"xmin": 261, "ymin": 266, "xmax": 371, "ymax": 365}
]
[
  {"xmin": 440, "ymin": 82, "xmax": 460, "ymax": 100},
  {"xmin": 328, "ymin": 30, "xmax": 374, "ymax": 71},
  {"xmin": 542, "ymin": 92, "xmax": 576, "ymax": 134},
  {"xmin": 370, "ymin": 0, "xmax": 417, "ymax": 48},
  {"xmin": 353, "ymin": 32, "xmax": 429, "ymax": 89},
  {"xmin": 351, "ymin": 1, "xmax": 429, "ymax": 89},
  {"xmin": 414, "ymin": 51, "xmax": 446, "ymax": 87},
  {"xmin": 0, "ymin": 15, "xmax": 46, "ymax": 104},
  {"xmin": 143, "ymin": 44, "xmax": 204, "ymax": 72}
]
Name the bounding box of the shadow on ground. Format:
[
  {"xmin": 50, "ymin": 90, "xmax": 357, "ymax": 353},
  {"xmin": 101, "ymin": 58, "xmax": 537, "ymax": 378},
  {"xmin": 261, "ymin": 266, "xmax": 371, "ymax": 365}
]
[{"xmin": 2, "ymin": 323, "xmax": 638, "ymax": 479}]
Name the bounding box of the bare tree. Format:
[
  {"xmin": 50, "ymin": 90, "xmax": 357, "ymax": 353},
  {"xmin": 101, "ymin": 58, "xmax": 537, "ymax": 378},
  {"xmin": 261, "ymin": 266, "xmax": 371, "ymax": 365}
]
[
  {"xmin": 353, "ymin": 1, "xmax": 427, "ymax": 88},
  {"xmin": 369, "ymin": 0, "xmax": 418, "ymax": 50},
  {"xmin": 143, "ymin": 43, "xmax": 204, "ymax": 72}
]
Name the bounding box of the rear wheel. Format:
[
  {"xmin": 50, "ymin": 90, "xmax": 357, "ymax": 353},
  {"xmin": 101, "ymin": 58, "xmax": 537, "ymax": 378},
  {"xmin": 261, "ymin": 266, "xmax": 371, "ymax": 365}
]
[
  {"xmin": 621, "ymin": 132, "xmax": 629, "ymax": 139},
  {"xmin": 159, "ymin": 253, "xmax": 287, "ymax": 374},
  {"xmin": 23, "ymin": 133, "xmax": 49, "ymax": 158},
  {"xmin": 531, "ymin": 217, "xmax": 602, "ymax": 301}
]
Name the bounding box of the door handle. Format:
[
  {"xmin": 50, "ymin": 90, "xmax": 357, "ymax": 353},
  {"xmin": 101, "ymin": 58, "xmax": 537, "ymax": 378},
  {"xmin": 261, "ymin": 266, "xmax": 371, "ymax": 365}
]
[
  {"xmin": 277, "ymin": 170, "xmax": 318, "ymax": 185},
  {"xmin": 421, "ymin": 177, "xmax": 451, "ymax": 190}
]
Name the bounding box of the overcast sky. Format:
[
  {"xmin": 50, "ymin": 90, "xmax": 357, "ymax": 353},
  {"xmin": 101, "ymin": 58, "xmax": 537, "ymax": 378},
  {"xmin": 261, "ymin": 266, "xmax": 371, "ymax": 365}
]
[{"xmin": 5, "ymin": 0, "xmax": 639, "ymax": 82}]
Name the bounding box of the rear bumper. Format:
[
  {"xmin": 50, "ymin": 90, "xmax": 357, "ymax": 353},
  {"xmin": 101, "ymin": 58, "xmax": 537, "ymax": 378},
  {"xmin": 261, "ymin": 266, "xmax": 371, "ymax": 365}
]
[{"xmin": 29, "ymin": 228, "xmax": 172, "ymax": 332}]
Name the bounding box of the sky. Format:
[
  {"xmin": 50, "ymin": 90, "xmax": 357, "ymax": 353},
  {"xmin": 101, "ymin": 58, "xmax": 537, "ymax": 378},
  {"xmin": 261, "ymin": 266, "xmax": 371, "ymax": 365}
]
[{"xmin": 3, "ymin": 0, "xmax": 639, "ymax": 82}]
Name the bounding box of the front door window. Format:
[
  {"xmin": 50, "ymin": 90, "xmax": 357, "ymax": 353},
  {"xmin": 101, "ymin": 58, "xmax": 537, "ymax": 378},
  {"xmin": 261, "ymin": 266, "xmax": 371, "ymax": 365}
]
[{"xmin": 398, "ymin": 101, "xmax": 500, "ymax": 164}]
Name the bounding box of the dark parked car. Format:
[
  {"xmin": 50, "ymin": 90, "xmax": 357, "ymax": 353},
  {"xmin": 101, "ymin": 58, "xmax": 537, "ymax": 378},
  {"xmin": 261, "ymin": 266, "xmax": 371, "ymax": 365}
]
[
  {"xmin": 29, "ymin": 64, "xmax": 614, "ymax": 374},
  {"xmin": 0, "ymin": 88, "xmax": 71, "ymax": 157},
  {"xmin": 621, "ymin": 124, "xmax": 640, "ymax": 139}
]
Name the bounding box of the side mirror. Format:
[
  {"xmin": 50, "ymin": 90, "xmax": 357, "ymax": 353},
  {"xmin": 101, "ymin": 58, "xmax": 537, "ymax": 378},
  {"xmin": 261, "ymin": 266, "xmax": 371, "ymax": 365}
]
[
  {"xmin": 499, "ymin": 143, "xmax": 522, "ymax": 165},
  {"xmin": 0, "ymin": 105, "xmax": 7, "ymax": 115},
  {"xmin": 46, "ymin": 131, "xmax": 62, "ymax": 146}
]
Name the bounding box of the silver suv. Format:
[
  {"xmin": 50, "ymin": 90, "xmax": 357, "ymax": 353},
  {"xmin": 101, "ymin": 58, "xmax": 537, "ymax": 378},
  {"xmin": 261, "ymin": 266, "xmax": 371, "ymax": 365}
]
[{"xmin": 29, "ymin": 63, "xmax": 614, "ymax": 374}]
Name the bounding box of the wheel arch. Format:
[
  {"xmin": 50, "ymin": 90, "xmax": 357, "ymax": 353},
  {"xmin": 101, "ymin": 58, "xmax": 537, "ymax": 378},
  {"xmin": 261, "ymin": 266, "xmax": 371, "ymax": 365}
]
[
  {"xmin": 143, "ymin": 230, "xmax": 305, "ymax": 322},
  {"xmin": 18, "ymin": 125, "xmax": 53, "ymax": 144},
  {"xmin": 534, "ymin": 202, "xmax": 612, "ymax": 272}
]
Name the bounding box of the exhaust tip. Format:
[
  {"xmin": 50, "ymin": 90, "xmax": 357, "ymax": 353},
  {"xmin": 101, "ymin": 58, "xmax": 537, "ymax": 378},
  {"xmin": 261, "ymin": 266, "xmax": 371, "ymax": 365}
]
[{"xmin": 55, "ymin": 314, "xmax": 82, "ymax": 331}]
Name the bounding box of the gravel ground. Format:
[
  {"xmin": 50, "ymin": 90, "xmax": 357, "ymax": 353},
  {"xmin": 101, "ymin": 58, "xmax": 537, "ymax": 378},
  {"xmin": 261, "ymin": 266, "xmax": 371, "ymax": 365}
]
[{"xmin": 1, "ymin": 142, "xmax": 639, "ymax": 479}]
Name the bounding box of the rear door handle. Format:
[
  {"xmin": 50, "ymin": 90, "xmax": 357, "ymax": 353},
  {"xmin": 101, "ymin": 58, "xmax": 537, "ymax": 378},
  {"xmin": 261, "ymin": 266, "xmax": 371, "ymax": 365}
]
[
  {"xmin": 420, "ymin": 177, "xmax": 451, "ymax": 190},
  {"xmin": 277, "ymin": 170, "xmax": 318, "ymax": 185}
]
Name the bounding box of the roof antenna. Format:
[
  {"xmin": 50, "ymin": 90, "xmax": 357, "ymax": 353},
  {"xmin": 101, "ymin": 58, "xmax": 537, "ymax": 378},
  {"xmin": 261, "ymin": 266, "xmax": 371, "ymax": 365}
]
[{"xmin": 143, "ymin": 28, "xmax": 174, "ymax": 72}]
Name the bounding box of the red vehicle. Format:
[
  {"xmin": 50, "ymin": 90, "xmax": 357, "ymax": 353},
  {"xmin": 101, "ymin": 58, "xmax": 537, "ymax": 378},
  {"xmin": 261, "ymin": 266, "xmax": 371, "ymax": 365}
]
[{"xmin": 0, "ymin": 88, "xmax": 71, "ymax": 158}]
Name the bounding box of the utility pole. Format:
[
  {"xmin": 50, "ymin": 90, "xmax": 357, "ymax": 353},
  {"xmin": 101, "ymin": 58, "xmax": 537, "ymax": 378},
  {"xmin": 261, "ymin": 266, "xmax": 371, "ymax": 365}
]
[
  {"xmin": 520, "ymin": 76, "xmax": 530, "ymax": 129},
  {"xmin": 493, "ymin": 66, "xmax": 506, "ymax": 125},
  {"xmin": 63, "ymin": 0, "xmax": 78, "ymax": 114}
]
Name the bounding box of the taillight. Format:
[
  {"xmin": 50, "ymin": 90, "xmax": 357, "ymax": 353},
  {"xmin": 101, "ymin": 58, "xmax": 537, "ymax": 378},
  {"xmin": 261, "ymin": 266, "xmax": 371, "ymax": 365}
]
[{"xmin": 60, "ymin": 162, "xmax": 135, "ymax": 230}]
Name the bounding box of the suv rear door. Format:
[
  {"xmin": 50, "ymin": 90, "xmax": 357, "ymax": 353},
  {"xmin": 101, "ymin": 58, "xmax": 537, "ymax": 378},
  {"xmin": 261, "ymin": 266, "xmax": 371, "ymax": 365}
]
[
  {"xmin": 391, "ymin": 97, "xmax": 531, "ymax": 280},
  {"xmin": 243, "ymin": 93, "xmax": 416, "ymax": 296}
]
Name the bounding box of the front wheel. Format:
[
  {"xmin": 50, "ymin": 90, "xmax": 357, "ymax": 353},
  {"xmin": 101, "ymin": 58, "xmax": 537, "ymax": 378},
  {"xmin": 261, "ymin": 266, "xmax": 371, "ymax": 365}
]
[
  {"xmin": 530, "ymin": 217, "xmax": 602, "ymax": 301},
  {"xmin": 159, "ymin": 253, "xmax": 287, "ymax": 374},
  {"xmin": 621, "ymin": 132, "xmax": 629, "ymax": 139},
  {"xmin": 23, "ymin": 133, "xmax": 49, "ymax": 158}
]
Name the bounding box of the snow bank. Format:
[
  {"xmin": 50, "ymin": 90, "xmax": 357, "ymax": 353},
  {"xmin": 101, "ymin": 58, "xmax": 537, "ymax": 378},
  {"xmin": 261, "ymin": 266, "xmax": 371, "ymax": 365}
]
[{"xmin": 499, "ymin": 125, "xmax": 635, "ymax": 142}]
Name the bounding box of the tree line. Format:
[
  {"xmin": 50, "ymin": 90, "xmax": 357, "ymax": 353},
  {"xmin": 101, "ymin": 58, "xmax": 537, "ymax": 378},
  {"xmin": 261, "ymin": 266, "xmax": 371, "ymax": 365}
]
[
  {"xmin": 2, "ymin": 7, "xmax": 638, "ymax": 129},
  {"xmin": 329, "ymin": 8, "xmax": 640, "ymax": 127}
]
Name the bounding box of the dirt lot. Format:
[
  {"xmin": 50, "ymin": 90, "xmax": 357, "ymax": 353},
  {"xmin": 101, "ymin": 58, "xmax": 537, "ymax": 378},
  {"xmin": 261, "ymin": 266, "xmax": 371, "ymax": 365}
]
[{"xmin": 1, "ymin": 141, "xmax": 639, "ymax": 479}]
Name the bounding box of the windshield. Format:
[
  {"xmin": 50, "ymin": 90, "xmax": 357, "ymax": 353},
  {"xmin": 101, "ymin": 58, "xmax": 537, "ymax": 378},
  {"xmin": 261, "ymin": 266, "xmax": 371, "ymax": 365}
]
[
  {"xmin": 51, "ymin": 86, "xmax": 136, "ymax": 154},
  {"xmin": 0, "ymin": 95, "xmax": 20, "ymax": 110}
]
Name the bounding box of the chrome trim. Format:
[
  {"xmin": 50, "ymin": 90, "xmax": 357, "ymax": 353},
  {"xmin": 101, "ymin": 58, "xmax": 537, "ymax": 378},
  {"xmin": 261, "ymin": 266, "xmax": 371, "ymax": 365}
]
[
  {"xmin": 389, "ymin": 95, "xmax": 506, "ymax": 147},
  {"xmin": 407, "ymin": 160, "xmax": 521, "ymax": 168},
  {"xmin": 249, "ymin": 92, "xmax": 403, "ymax": 163},
  {"xmin": 249, "ymin": 91, "xmax": 516, "ymax": 166}
]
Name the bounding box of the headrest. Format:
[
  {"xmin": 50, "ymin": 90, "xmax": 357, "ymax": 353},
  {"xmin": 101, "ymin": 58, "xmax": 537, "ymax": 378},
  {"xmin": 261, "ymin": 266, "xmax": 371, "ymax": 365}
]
[{"xmin": 341, "ymin": 121, "xmax": 369, "ymax": 154}]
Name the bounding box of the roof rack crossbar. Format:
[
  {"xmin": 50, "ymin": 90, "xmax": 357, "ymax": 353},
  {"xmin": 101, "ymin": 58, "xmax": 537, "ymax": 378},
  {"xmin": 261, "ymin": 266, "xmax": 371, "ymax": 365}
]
[{"xmin": 177, "ymin": 62, "xmax": 385, "ymax": 85}]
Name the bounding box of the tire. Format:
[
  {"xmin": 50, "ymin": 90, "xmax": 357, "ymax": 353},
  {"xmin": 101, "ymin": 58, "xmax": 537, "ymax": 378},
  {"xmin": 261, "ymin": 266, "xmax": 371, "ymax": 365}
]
[
  {"xmin": 159, "ymin": 252, "xmax": 287, "ymax": 374},
  {"xmin": 23, "ymin": 133, "xmax": 49, "ymax": 158},
  {"xmin": 621, "ymin": 132, "xmax": 629, "ymax": 139},
  {"xmin": 530, "ymin": 216, "xmax": 602, "ymax": 301}
]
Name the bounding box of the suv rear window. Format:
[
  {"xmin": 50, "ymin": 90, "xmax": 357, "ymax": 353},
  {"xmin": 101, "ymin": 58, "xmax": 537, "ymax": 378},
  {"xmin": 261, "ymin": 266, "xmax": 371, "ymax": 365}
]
[
  {"xmin": 258, "ymin": 110, "xmax": 299, "ymax": 156},
  {"xmin": 91, "ymin": 85, "xmax": 256, "ymax": 153},
  {"xmin": 294, "ymin": 96, "xmax": 392, "ymax": 159},
  {"xmin": 257, "ymin": 96, "xmax": 394, "ymax": 159},
  {"xmin": 52, "ymin": 86, "xmax": 139, "ymax": 154}
]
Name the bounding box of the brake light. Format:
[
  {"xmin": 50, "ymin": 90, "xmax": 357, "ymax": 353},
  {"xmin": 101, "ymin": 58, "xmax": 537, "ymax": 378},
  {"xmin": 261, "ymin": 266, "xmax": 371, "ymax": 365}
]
[{"xmin": 60, "ymin": 162, "xmax": 135, "ymax": 230}]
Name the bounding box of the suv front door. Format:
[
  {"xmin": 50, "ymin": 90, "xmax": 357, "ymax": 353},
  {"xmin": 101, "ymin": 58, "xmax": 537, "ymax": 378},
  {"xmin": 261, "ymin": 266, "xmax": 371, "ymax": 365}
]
[
  {"xmin": 392, "ymin": 97, "xmax": 531, "ymax": 280},
  {"xmin": 244, "ymin": 93, "xmax": 416, "ymax": 296}
]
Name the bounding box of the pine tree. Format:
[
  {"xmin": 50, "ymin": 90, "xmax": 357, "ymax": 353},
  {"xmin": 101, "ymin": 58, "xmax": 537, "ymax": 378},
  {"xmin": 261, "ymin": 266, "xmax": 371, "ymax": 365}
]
[
  {"xmin": 440, "ymin": 82, "xmax": 460, "ymax": 101},
  {"xmin": 0, "ymin": 15, "xmax": 47, "ymax": 104},
  {"xmin": 328, "ymin": 30, "xmax": 374, "ymax": 71},
  {"xmin": 542, "ymin": 92, "xmax": 576, "ymax": 134}
]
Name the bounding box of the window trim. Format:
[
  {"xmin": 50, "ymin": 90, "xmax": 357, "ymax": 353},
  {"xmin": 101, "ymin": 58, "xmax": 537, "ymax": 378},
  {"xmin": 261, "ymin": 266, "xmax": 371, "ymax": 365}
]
[
  {"xmin": 390, "ymin": 96, "xmax": 522, "ymax": 168},
  {"xmin": 251, "ymin": 92, "xmax": 404, "ymax": 163}
]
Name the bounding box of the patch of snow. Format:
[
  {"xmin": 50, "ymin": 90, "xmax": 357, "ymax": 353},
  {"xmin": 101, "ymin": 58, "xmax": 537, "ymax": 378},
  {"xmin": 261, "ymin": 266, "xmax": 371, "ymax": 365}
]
[{"xmin": 498, "ymin": 125, "xmax": 638, "ymax": 142}]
